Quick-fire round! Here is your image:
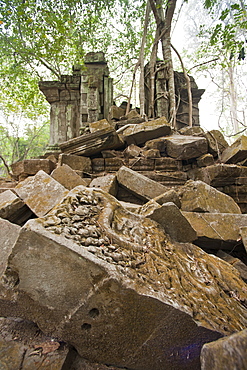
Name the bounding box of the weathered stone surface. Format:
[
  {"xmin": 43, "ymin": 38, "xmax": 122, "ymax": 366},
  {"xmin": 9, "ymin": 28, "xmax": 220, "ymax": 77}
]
[
  {"xmin": 142, "ymin": 149, "xmax": 160, "ymax": 158},
  {"xmin": 189, "ymin": 164, "xmax": 243, "ymax": 186},
  {"xmin": 117, "ymin": 166, "xmax": 169, "ymax": 201},
  {"xmin": 221, "ymin": 135, "xmax": 247, "ymax": 164},
  {"xmin": 105, "ymin": 157, "xmax": 125, "ymax": 171},
  {"xmin": 51, "ymin": 164, "xmax": 87, "ymax": 190},
  {"xmin": 90, "ymin": 174, "xmax": 118, "ymax": 196},
  {"xmin": 1, "ymin": 186, "xmax": 247, "ymax": 370},
  {"xmin": 125, "ymin": 109, "xmax": 141, "ymax": 120},
  {"xmin": 197, "ymin": 153, "xmax": 214, "ymax": 168},
  {"xmin": 165, "ymin": 135, "xmax": 208, "ymax": 160},
  {"xmin": 203, "ymin": 130, "xmax": 229, "ymax": 157},
  {"xmin": 89, "ymin": 119, "xmax": 114, "ymax": 133},
  {"xmin": 240, "ymin": 226, "xmax": 247, "ymax": 253},
  {"xmin": 92, "ymin": 158, "xmax": 105, "ymax": 173},
  {"xmin": 59, "ymin": 128, "xmax": 124, "ymax": 157},
  {"xmin": 140, "ymin": 200, "xmax": 196, "ymax": 242},
  {"xmin": 153, "ymin": 189, "xmax": 181, "ymax": 208},
  {"xmin": 109, "ymin": 105, "xmax": 125, "ymax": 121},
  {"xmin": 0, "ymin": 317, "xmax": 71, "ymax": 370},
  {"xmin": 58, "ymin": 154, "xmax": 92, "ymax": 173},
  {"xmin": 0, "ymin": 218, "xmax": 20, "ymax": 277},
  {"xmin": 15, "ymin": 170, "xmax": 68, "ymax": 217},
  {"xmin": 217, "ymin": 250, "xmax": 247, "ymax": 282},
  {"xmin": 122, "ymin": 117, "xmax": 171, "ymax": 146},
  {"xmin": 182, "ymin": 211, "xmax": 247, "ymax": 249},
  {"xmin": 200, "ymin": 329, "xmax": 247, "ymax": 370},
  {"xmin": 11, "ymin": 159, "xmax": 56, "ymax": 177},
  {"xmin": 179, "ymin": 126, "xmax": 205, "ymax": 136},
  {"xmin": 0, "ymin": 190, "xmax": 33, "ymax": 225},
  {"xmin": 144, "ymin": 137, "xmax": 167, "ymax": 153},
  {"xmin": 123, "ymin": 144, "xmax": 142, "ymax": 158},
  {"xmin": 179, "ymin": 180, "xmax": 241, "ymax": 214},
  {"xmin": 141, "ymin": 171, "xmax": 188, "ymax": 186},
  {"xmin": 128, "ymin": 158, "xmax": 155, "ymax": 171},
  {"xmin": 154, "ymin": 157, "xmax": 182, "ymax": 171}
]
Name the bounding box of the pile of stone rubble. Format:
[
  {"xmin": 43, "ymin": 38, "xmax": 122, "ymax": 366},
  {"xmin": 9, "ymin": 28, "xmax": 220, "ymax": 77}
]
[{"xmin": 0, "ymin": 114, "xmax": 247, "ymax": 369}]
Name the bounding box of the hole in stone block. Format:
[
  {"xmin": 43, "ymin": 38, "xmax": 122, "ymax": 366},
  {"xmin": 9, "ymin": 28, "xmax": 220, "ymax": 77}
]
[
  {"xmin": 81, "ymin": 323, "xmax": 91, "ymax": 330},
  {"xmin": 88, "ymin": 308, "xmax": 99, "ymax": 318}
]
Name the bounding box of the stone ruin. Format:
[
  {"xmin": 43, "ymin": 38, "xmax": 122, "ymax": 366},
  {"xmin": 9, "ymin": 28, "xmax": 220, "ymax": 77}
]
[{"xmin": 0, "ymin": 54, "xmax": 247, "ymax": 369}]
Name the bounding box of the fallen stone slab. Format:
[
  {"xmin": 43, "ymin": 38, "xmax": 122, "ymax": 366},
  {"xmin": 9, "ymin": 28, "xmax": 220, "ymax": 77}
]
[
  {"xmin": 182, "ymin": 211, "xmax": 247, "ymax": 250},
  {"xmin": 122, "ymin": 117, "xmax": 171, "ymax": 146},
  {"xmin": 0, "ymin": 218, "xmax": 20, "ymax": 277},
  {"xmin": 0, "ymin": 190, "xmax": 33, "ymax": 225},
  {"xmin": 221, "ymin": 135, "xmax": 247, "ymax": 164},
  {"xmin": 189, "ymin": 164, "xmax": 243, "ymax": 187},
  {"xmin": 139, "ymin": 200, "xmax": 196, "ymax": 242},
  {"xmin": 216, "ymin": 250, "xmax": 247, "ymax": 282},
  {"xmin": 179, "ymin": 180, "xmax": 241, "ymax": 214},
  {"xmin": 179, "ymin": 126, "xmax": 205, "ymax": 136},
  {"xmin": 11, "ymin": 159, "xmax": 56, "ymax": 178},
  {"xmin": 1, "ymin": 186, "xmax": 247, "ymax": 370},
  {"xmin": 58, "ymin": 153, "xmax": 92, "ymax": 173},
  {"xmin": 141, "ymin": 170, "xmax": 188, "ymax": 186},
  {"xmin": 90, "ymin": 174, "xmax": 118, "ymax": 196},
  {"xmin": 153, "ymin": 189, "xmax": 181, "ymax": 208},
  {"xmin": 123, "ymin": 144, "xmax": 142, "ymax": 159},
  {"xmin": 165, "ymin": 135, "xmax": 208, "ymax": 160},
  {"xmin": 117, "ymin": 166, "xmax": 169, "ymax": 201},
  {"xmin": 51, "ymin": 164, "xmax": 88, "ymax": 190},
  {"xmin": 154, "ymin": 157, "xmax": 182, "ymax": 171},
  {"xmin": 203, "ymin": 130, "xmax": 229, "ymax": 157},
  {"xmin": 59, "ymin": 128, "xmax": 124, "ymax": 157},
  {"xmin": 240, "ymin": 226, "xmax": 247, "ymax": 253},
  {"xmin": 200, "ymin": 329, "xmax": 247, "ymax": 370},
  {"xmin": 15, "ymin": 170, "xmax": 68, "ymax": 217}
]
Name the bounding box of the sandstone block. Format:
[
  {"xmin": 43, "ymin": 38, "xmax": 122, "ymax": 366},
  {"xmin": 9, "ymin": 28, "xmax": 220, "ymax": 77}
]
[
  {"xmin": 0, "ymin": 190, "xmax": 33, "ymax": 225},
  {"xmin": 240, "ymin": 226, "xmax": 247, "ymax": 253},
  {"xmin": 90, "ymin": 174, "xmax": 118, "ymax": 196},
  {"xmin": 123, "ymin": 144, "xmax": 142, "ymax": 158},
  {"xmin": 123, "ymin": 117, "xmax": 171, "ymax": 146},
  {"xmin": 58, "ymin": 153, "xmax": 92, "ymax": 173},
  {"xmin": 153, "ymin": 189, "xmax": 181, "ymax": 208},
  {"xmin": 128, "ymin": 158, "xmax": 155, "ymax": 171},
  {"xmin": 179, "ymin": 180, "xmax": 241, "ymax": 214},
  {"xmin": 189, "ymin": 164, "xmax": 243, "ymax": 187},
  {"xmin": 179, "ymin": 126, "xmax": 205, "ymax": 136},
  {"xmin": 140, "ymin": 200, "xmax": 196, "ymax": 242},
  {"xmin": 51, "ymin": 164, "xmax": 87, "ymax": 190},
  {"xmin": 2, "ymin": 186, "xmax": 247, "ymax": 369},
  {"xmin": 165, "ymin": 135, "xmax": 208, "ymax": 160},
  {"xmin": 117, "ymin": 166, "xmax": 168, "ymax": 201},
  {"xmin": 200, "ymin": 329, "xmax": 247, "ymax": 370},
  {"xmin": 142, "ymin": 171, "xmax": 188, "ymax": 186},
  {"xmin": 15, "ymin": 170, "xmax": 68, "ymax": 217},
  {"xmin": 109, "ymin": 105, "xmax": 125, "ymax": 120},
  {"xmin": 221, "ymin": 135, "xmax": 247, "ymax": 164},
  {"xmin": 142, "ymin": 149, "xmax": 160, "ymax": 158},
  {"xmin": 204, "ymin": 130, "xmax": 229, "ymax": 157},
  {"xmin": 182, "ymin": 211, "xmax": 247, "ymax": 250},
  {"xmin": 197, "ymin": 153, "xmax": 214, "ymax": 167},
  {"xmin": 154, "ymin": 157, "xmax": 182, "ymax": 171},
  {"xmin": 92, "ymin": 158, "xmax": 105, "ymax": 173},
  {"xmin": 105, "ymin": 157, "xmax": 125, "ymax": 171},
  {"xmin": 11, "ymin": 159, "xmax": 56, "ymax": 177},
  {"xmin": 0, "ymin": 218, "xmax": 20, "ymax": 277},
  {"xmin": 89, "ymin": 119, "xmax": 114, "ymax": 133}
]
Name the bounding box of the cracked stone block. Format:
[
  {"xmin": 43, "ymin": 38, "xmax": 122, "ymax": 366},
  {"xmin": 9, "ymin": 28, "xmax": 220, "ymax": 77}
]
[
  {"xmin": 15, "ymin": 170, "xmax": 68, "ymax": 217},
  {"xmin": 51, "ymin": 164, "xmax": 87, "ymax": 190},
  {"xmin": 200, "ymin": 329, "xmax": 247, "ymax": 370},
  {"xmin": 58, "ymin": 154, "xmax": 92, "ymax": 173},
  {"xmin": 179, "ymin": 180, "xmax": 241, "ymax": 214},
  {"xmin": 221, "ymin": 135, "xmax": 247, "ymax": 164},
  {"xmin": 0, "ymin": 218, "xmax": 20, "ymax": 277},
  {"xmin": 182, "ymin": 211, "xmax": 247, "ymax": 250},
  {"xmin": 0, "ymin": 190, "xmax": 33, "ymax": 225},
  {"xmin": 1, "ymin": 186, "xmax": 247, "ymax": 369},
  {"xmin": 189, "ymin": 164, "xmax": 243, "ymax": 187},
  {"xmin": 117, "ymin": 166, "xmax": 169, "ymax": 201},
  {"xmin": 165, "ymin": 135, "xmax": 208, "ymax": 160}
]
